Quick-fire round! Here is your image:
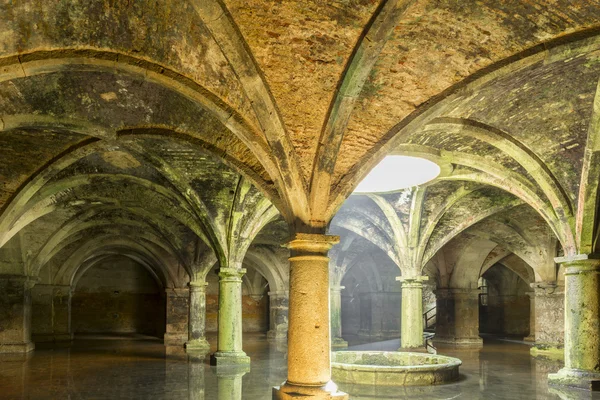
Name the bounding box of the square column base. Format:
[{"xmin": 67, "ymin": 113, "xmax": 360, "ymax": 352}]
[
  {"xmin": 273, "ymin": 382, "xmax": 348, "ymax": 399},
  {"xmin": 331, "ymin": 338, "xmax": 348, "ymax": 348},
  {"xmin": 0, "ymin": 341, "xmax": 35, "ymax": 354},
  {"xmin": 210, "ymin": 351, "xmax": 250, "ymax": 367},
  {"xmin": 185, "ymin": 338, "xmax": 210, "ymax": 351},
  {"xmin": 548, "ymin": 368, "xmax": 600, "ymax": 391}
]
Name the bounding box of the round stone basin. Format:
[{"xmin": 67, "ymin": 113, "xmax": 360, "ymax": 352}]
[{"xmin": 331, "ymin": 351, "xmax": 461, "ymax": 386}]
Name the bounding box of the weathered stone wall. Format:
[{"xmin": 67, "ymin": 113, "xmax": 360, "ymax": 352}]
[{"xmin": 71, "ymin": 259, "xmax": 165, "ymax": 337}]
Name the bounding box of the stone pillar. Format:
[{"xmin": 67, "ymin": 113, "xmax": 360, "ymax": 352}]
[
  {"xmin": 267, "ymin": 291, "xmax": 289, "ymax": 341},
  {"xmin": 330, "ymin": 285, "xmax": 348, "ymax": 348},
  {"xmin": 0, "ymin": 275, "xmax": 35, "ymax": 353},
  {"xmin": 210, "ymin": 268, "xmax": 250, "ymax": 366},
  {"xmin": 186, "ymin": 280, "xmax": 210, "ymax": 351},
  {"xmin": 32, "ymin": 284, "xmax": 73, "ymax": 343},
  {"xmin": 530, "ymin": 282, "xmax": 564, "ymax": 358},
  {"xmin": 398, "ymin": 275, "xmax": 428, "ymax": 351},
  {"xmin": 549, "ymin": 258, "xmax": 600, "ymax": 390},
  {"xmin": 164, "ymin": 288, "xmax": 189, "ymax": 347},
  {"xmin": 524, "ymin": 290, "xmax": 535, "ymax": 342},
  {"xmin": 273, "ymin": 233, "xmax": 348, "ymax": 399},
  {"xmin": 434, "ymin": 288, "xmax": 483, "ymax": 348}
]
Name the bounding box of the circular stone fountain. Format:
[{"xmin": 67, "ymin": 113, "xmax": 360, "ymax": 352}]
[{"xmin": 331, "ymin": 351, "xmax": 461, "ymax": 386}]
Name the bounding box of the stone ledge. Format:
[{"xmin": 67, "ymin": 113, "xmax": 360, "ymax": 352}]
[
  {"xmin": 210, "ymin": 351, "xmax": 251, "ymax": 366},
  {"xmin": 273, "ymin": 381, "xmax": 348, "ymax": 399}
]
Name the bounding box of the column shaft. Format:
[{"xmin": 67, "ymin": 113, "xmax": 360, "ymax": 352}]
[
  {"xmin": 398, "ymin": 276, "xmax": 428, "ymax": 350},
  {"xmin": 0, "ymin": 275, "xmax": 35, "ymax": 353},
  {"xmin": 186, "ymin": 281, "xmax": 210, "ymax": 350},
  {"xmin": 530, "ymin": 283, "xmax": 564, "ymax": 358},
  {"xmin": 164, "ymin": 288, "xmax": 189, "ymax": 347},
  {"xmin": 330, "ymin": 286, "xmax": 348, "ymax": 348},
  {"xmin": 549, "ymin": 259, "xmax": 600, "ymax": 390},
  {"xmin": 273, "ymin": 233, "xmax": 347, "ymax": 399},
  {"xmin": 267, "ymin": 291, "xmax": 288, "ymax": 341},
  {"xmin": 211, "ymin": 268, "xmax": 249, "ymax": 366}
]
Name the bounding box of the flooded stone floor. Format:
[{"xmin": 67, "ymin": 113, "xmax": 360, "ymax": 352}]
[{"xmin": 0, "ymin": 334, "xmax": 598, "ymax": 399}]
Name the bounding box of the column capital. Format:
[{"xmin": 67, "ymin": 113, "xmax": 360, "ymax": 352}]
[
  {"xmin": 218, "ymin": 268, "xmax": 246, "ymax": 281},
  {"xmin": 285, "ymin": 233, "xmax": 339, "ymax": 254},
  {"xmin": 396, "ymin": 275, "xmax": 428, "ymax": 287}
]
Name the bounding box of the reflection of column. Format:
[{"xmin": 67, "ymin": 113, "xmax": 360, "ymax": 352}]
[
  {"xmin": 210, "ymin": 268, "xmax": 250, "ymax": 366},
  {"xmin": 164, "ymin": 288, "xmax": 189, "ymax": 347},
  {"xmin": 0, "ymin": 275, "xmax": 35, "ymax": 353},
  {"xmin": 273, "ymin": 233, "xmax": 348, "ymax": 399},
  {"xmin": 524, "ymin": 291, "xmax": 535, "ymax": 342},
  {"xmin": 187, "ymin": 351, "xmax": 208, "ymax": 400},
  {"xmin": 549, "ymin": 258, "xmax": 600, "ymax": 390},
  {"xmin": 530, "ymin": 282, "xmax": 564, "ymax": 358},
  {"xmin": 186, "ymin": 280, "xmax": 210, "ymax": 351},
  {"xmin": 32, "ymin": 284, "xmax": 73, "ymax": 343},
  {"xmin": 216, "ymin": 369, "xmax": 247, "ymax": 400},
  {"xmin": 267, "ymin": 291, "xmax": 288, "ymax": 341},
  {"xmin": 330, "ymin": 285, "xmax": 348, "ymax": 348},
  {"xmin": 398, "ymin": 276, "xmax": 428, "ymax": 351},
  {"xmin": 434, "ymin": 288, "xmax": 483, "ymax": 348}
]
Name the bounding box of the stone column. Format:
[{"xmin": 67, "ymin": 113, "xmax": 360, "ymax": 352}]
[
  {"xmin": 164, "ymin": 287, "xmax": 189, "ymax": 347},
  {"xmin": 434, "ymin": 288, "xmax": 483, "ymax": 348},
  {"xmin": 186, "ymin": 280, "xmax": 210, "ymax": 351},
  {"xmin": 529, "ymin": 282, "xmax": 564, "ymax": 358},
  {"xmin": 523, "ymin": 291, "xmax": 535, "ymax": 342},
  {"xmin": 330, "ymin": 285, "xmax": 348, "ymax": 348},
  {"xmin": 210, "ymin": 268, "xmax": 250, "ymax": 366},
  {"xmin": 32, "ymin": 284, "xmax": 72, "ymax": 343},
  {"xmin": 549, "ymin": 258, "xmax": 600, "ymax": 390},
  {"xmin": 0, "ymin": 275, "xmax": 35, "ymax": 353},
  {"xmin": 273, "ymin": 233, "xmax": 348, "ymax": 399},
  {"xmin": 267, "ymin": 291, "xmax": 289, "ymax": 341},
  {"xmin": 398, "ymin": 275, "xmax": 428, "ymax": 351}
]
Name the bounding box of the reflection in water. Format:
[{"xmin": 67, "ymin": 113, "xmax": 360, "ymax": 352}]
[{"xmin": 0, "ymin": 334, "xmax": 590, "ymax": 399}]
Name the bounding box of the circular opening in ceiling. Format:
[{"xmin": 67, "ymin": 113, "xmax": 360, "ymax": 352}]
[{"xmin": 353, "ymin": 155, "xmax": 441, "ymax": 194}]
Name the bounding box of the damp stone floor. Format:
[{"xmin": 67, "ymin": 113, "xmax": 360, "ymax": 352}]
[{"xmin": 1, "ymin": 333, "xmax": 599, "ymax": 399}]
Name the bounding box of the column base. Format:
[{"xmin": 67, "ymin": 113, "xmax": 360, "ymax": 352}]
[
  {"xmin": 331, "ymin": 338, "xmax": 348, "ymax": 348},
  {"xmin": 185, "ymin": 338, "xmax": 210, "ymax": 351},
  {"xmin": 164, "ymin": 332, "xmax": 187, "ymax": 347},
  {"xmin": 433, "ymin": 337, "xmax": 483, "ymax": 349},
  {"xmin": 210, "ymin": 351, "xmax": 251, "ymax": 366},
  {"xmin": 273, "ymin": 381, "xmax": 348, "ymax": 399},
  {"xmin": 267, "ymin": 330, "xmax": 288, "ymax": 341},
  {"xmin": 548, "ymin": 368, "xmax": 600, "ymax": 391},
  {"xmin": 530, "ymin": 344, "xmax": 564, "ymax": 360},
  {"xmin": 0, "ymin": 341, "xmax": 35, "ymax": 354}
]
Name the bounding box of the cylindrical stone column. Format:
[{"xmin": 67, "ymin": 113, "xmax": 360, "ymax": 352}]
[
  {"xmin": 434, "ymin": 288, "xmax": 482, "ymax": 348},
  {"xmin": 186, "ymin": 280, "xmax": 210, "ymax": 351},
  {"xmin": 267, "ymin": 291, "xmax": 289, "ymax": 341},
  {"xmin": 398, "ymin": 276, "xmax": 428, "ymax": 350},
  {"xmin": 273, "ymin": 233, "xmax": 348, "ymax": 399},
  {"xmin": 549, "ymin": 258, "xmax": 600, "ymax": 390},
  {"xmin": 211, "ymin": 268, "xmax": 249, "ymax": 366},
  {"xmin": 330, "ymin": 285, "xmax": 348, "ymax": 348}
]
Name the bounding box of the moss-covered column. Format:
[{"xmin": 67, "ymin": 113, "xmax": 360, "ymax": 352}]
[
  {"xmin": 267, "ymin": 291, "xmax": 288, "ymax": 341},
  {"xmin": 164, "ymin": 288, "xmax": 189, "ymax": 347},
  {"xmin": 434, "ymin": 288, "xmax": 482, "ymax": 348},
  {"xmin": 273, "ymin": 233, "xmax": 348, "ymax": 399},
  {"xmin": 524, "ymin": 290, "xmax": 535, "ymax": 342},
  {"xmin": 549, "ymin": 258, "xmax": 600, "ymax": 390},
  {"xmin": 529, "ymin": 282, "xmax": 564, "ymax": 358},
  {"xmin": 211, "ymin": 268, "xmax": 250, "ymax": 366},
  {"xmin": 330, "ymin": 285, "xmax": 348, "ymax": 348},
  {"xmin": 398, "ymin": 275, "xmax": 428, "ymax": 351},
  {"xmin": 0, "ymin": 275, "xmax": 35, "ymax": 353},
  {"xmin": 186, "ymin": 280, "xmax": 210, "ymax": 351}
]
